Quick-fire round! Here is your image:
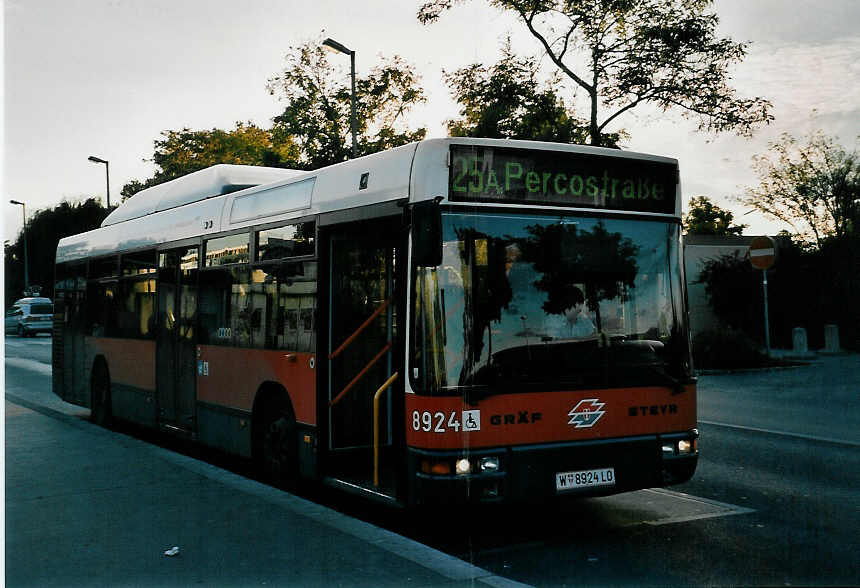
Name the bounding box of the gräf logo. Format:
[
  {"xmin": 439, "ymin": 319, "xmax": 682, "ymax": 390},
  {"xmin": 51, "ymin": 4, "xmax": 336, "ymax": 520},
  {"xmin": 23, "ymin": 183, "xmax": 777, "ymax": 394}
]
[{"xmin": 568, "ymin": 399, "xmax": 606, "ymax": 428}]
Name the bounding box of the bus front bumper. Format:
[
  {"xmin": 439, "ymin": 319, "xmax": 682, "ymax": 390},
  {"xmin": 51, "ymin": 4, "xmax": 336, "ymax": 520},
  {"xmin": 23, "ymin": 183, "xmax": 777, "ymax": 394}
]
[{"xmin": 407, "ymin": 430, "xmax": 698, "ymax": 506}]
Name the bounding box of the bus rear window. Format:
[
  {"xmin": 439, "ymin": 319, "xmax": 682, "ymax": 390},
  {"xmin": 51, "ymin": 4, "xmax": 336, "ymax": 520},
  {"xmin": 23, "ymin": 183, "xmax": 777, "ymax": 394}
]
[{"xmin": 30, "ymin": 304, "xmax": 53, "ymax": 314}]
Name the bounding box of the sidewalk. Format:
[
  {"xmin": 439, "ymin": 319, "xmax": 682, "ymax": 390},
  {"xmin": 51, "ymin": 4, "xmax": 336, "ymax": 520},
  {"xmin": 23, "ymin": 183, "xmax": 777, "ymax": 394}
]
[{"xmin": 5, "ymin": 397, "xmax": 528, "ymax": 587}]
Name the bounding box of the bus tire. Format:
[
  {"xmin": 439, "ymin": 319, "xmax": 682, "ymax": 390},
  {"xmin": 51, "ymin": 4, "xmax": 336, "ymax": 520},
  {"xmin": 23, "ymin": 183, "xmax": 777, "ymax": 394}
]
[
  {"xmin": 91, "ymin": 359, "xmax": 112, "ymax": 428},
  {"xmin": 253, "ymin": 387, "xmax": 297, "ymax": 485}
]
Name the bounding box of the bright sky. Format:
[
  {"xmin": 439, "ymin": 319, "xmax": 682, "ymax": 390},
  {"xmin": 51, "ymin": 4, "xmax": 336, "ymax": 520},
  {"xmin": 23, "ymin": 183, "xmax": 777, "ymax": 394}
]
[{"xmin": 3, "ymin": 0, "xmax": 859, "ymax": 243}]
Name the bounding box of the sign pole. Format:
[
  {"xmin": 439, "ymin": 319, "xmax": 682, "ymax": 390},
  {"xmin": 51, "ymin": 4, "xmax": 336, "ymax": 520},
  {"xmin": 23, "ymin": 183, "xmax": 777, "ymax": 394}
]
[
  {"xmin": 749, "ymin": 236, "xmax": 776, "ymax": 357},
  {"xmin": 762, "ymin": 269, "xmax": 770, "ymax": 356}
]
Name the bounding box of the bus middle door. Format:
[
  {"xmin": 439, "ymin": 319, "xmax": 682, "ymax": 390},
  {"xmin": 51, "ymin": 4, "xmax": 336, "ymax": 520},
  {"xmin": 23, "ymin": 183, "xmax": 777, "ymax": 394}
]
[{"xmin": 156, "ymin": 246, "xmax": 199, "ymax": 434}]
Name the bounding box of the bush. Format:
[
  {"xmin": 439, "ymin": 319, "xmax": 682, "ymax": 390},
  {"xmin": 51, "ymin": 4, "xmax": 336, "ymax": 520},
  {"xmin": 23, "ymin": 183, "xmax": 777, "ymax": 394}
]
[
  {"xmin": 695, "ymin": 234, "xmax": 859, "ymax": 351},
  {"xmin": 692, "ymin": 328, "xmax": 770, "ymax": 370}
]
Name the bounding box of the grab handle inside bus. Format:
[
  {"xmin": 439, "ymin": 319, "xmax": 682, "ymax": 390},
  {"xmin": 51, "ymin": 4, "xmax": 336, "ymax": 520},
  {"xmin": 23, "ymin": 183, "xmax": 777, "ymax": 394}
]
[
  {"xmin": 411, "ymin": 198, "xmax": 442, "ymax": 267},
  {"xmin": 374, "ymin": 372, "xmax": 400, "ymax": 487}
]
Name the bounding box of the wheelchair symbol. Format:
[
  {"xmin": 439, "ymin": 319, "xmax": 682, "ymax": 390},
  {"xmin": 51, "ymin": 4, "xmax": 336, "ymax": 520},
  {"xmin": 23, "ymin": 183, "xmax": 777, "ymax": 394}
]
[{"xmin": 462, "ymin": 410, "xmax": 481, "ymax": 431}]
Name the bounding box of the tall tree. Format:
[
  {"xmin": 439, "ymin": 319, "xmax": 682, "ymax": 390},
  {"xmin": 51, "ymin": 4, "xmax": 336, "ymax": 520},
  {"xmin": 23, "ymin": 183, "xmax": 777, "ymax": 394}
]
[
  {"xmin": 419, "ymin": 0, "xmax": 772, "ymax": 147},
  {"xmin": 445, "ymin": 40, "xmax": 599, "ymax": 144},
  {"xmin": 683, "ymin": 196, "xmax": 747, "ymax": 236},
  {"xmin": 5, "ymin": 198, "xmax": 109, "ymax": 304},
  {"xmin": 121, "ymin": 42, "xmax": 427, "ymax": 201},
  {"xmin": 743, "ymin": 130, "xmax": 859, "ymax": 247},
  {"xmin": 267, "ymin": 40, "xmax": 427, "ymax": 169},
  {"xmin": 121, "ymin": 122, "xmax": 298, "ymax": 201}
]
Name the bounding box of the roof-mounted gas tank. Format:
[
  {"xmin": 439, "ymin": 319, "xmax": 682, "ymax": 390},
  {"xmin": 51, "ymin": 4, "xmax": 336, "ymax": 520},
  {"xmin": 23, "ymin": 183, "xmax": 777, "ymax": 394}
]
[{"xmin": 101, "ymin": 164, "xmax": 303, "ymax": 226}]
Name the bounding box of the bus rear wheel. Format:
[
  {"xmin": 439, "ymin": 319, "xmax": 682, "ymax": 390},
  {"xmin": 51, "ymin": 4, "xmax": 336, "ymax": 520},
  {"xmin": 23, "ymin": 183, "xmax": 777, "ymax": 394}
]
[
  {"xmin": 91, "ymin": 361, "xmax": 112, "ymax": 427},
  {"xmin": 255, "ymin": 393, "xmax": 297, "ymax": 485}
]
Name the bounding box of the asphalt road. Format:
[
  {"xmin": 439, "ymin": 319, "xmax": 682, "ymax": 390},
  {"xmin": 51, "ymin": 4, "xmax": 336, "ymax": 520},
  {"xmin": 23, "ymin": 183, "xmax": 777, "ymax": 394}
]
[{"xmin": 5, "ymin": 335, "xmax": 860, "ymax": 586}]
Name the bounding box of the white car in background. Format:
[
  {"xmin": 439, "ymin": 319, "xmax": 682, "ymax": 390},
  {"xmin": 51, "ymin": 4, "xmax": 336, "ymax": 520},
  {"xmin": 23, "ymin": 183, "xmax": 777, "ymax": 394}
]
[{"xmin": 5, "ymin": 297, "xmax": 53, "ymax": 337}]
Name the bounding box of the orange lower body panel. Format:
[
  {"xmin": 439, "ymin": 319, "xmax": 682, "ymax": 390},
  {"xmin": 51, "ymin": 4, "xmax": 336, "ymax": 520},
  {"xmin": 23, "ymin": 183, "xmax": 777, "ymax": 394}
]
[
  {"xmin": 406, "ymin": 384, "xmax": 696, "ymax": 450},
  {"xmin": 197, "ymin": 346, "xmax": 317, "ymax": 425},
  {"xmin": 86, "ymin": 337, "xmax": 156, "ymax": 392}
]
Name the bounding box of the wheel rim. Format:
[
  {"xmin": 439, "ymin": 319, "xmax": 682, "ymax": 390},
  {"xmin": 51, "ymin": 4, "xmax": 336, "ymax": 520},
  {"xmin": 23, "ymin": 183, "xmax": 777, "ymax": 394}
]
[
  {"xmin": 92, "ymin": 368, "xmax": 110, "ymax": 425},
  {"xmin": 262, "ymin": 414, "xmax": 294, "ymax": 478}
]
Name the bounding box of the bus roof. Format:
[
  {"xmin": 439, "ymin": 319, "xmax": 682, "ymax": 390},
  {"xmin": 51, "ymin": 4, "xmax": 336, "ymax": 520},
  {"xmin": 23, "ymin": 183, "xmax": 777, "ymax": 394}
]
[
  {"xmin": 57, "ymin": 138, "xmax": 679, "ymax": 264},
  {"xmin": 102, "ymin": 164, "xmax": 304, "ymax": 226}
]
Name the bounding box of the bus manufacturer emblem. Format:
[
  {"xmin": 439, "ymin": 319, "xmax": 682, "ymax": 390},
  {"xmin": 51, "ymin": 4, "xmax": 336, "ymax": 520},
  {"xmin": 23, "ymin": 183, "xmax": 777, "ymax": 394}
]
[{"xmin": 568, "ymin": 399, "xmax": 606, "ymax": 428}]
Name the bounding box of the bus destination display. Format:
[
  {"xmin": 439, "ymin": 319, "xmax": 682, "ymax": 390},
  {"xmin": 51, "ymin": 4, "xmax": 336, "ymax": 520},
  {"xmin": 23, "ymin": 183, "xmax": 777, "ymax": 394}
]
[{"xmin": 449, "ymin": 145, "xmax": 676, "ymax": 214}]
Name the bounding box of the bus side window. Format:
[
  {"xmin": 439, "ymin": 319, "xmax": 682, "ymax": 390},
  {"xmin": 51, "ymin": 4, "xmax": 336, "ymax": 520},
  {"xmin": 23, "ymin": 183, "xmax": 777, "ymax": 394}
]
[
  {"xmin": 255, "ymin": 260, "xmax": 317, "ymax": 352},
  {"xmin": 86, "ymin": 280, "xmax": 119, "ymax": 337},
  {"xmin": 117, "ymin": 277, "xmax": 156, "ymax": 339},
  {"xmin": 199, "ymin": 267, "xmax": 250, "ymax": 347}
]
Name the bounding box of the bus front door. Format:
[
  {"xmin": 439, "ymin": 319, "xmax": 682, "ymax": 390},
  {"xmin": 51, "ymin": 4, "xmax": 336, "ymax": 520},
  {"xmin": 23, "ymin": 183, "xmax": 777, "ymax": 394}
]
[
  {"xmin": 326, "ymin": 227, "xmax": 400, "ymax": 497},
  {"xmin": 156, "ymin": 246, "xmax": 199, "ymax": 434}
]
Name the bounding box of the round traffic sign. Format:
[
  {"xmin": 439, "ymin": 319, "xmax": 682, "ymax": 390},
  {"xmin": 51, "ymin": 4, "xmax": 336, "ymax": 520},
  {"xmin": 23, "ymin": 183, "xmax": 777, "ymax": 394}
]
[{"xmin": 749, "ymin": 236, "xmax": 776, "ymax": 270}]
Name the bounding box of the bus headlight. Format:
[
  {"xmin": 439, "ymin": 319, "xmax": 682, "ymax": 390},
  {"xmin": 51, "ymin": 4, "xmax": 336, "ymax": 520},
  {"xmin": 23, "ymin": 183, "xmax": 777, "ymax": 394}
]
[
  {"xmin": 480, "ymin": 456, "xmax": 500, "ymax": 472},
  {"xmin": 662, "ymin": 438, "xmax": 696, "ymax": 456},
  {"xmin": 455, "ymin": 458, "xmax": 472, "ymax": 475}
]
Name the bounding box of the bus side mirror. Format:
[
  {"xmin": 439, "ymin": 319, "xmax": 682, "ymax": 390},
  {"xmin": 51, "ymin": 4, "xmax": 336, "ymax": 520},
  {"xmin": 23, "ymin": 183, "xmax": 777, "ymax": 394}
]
[{"xmin": 411, "ymin": 199, "xmax": 442, "ymax": 267}]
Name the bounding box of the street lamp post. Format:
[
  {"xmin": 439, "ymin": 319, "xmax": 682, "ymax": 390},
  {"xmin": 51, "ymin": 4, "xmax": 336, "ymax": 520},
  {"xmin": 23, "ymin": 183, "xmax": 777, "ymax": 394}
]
[
  {"xmin": 88, "ymin": 155, "xmax": 111, "ymax": 208},
  {"xmin": 9, "ymin": 200, "xmax": 29, "ymax": 289},
  {"xmin": 322, "ymin": 37, "xmax": 357, "ymax": 159}
]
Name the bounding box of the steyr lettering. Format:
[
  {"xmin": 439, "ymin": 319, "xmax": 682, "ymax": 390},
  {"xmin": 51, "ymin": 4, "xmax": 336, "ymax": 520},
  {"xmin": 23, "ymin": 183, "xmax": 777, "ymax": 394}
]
[{"xmin": 628, "ymin": 404, "xmax": 678, "ymax": 417}]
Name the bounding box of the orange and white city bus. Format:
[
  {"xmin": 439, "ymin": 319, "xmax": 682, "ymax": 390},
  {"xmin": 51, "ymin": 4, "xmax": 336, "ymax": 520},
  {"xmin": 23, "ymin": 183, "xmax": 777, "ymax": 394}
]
[{"xmin": 53, "ymin": 138, "xmax": 698, "ymax": 506}]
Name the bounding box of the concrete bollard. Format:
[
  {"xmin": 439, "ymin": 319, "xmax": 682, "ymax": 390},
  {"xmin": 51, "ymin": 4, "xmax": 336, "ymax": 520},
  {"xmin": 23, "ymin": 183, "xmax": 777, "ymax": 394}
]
[
  {"xmin": 792, "ymin": 327, "xmax": 808, "ymax": 354},
  {"xmin": 824, "ymin": 324, "xmax": 841, "ymax": 353}
]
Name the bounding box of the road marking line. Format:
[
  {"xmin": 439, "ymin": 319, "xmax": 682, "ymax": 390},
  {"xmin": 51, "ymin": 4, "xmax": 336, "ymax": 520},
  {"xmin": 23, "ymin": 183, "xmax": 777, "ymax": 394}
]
[
  {"xmin": 4, "ymin": 338, "xmax": 52, "ymax": 346},
  {"xmin": 641, "ymin": 489, "xmax": 755, "ymax": 526},
  {"xmin": 699, "ymin": 419, "xmax": 860, "ymax": 448},
  {"xmin": 5, "ymin": 357, "xmax": 52, "ymax": 375}
]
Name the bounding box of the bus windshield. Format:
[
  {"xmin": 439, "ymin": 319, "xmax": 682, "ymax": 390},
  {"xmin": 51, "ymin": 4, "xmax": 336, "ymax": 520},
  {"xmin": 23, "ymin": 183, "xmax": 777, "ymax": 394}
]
[{"xmin": 411, "ymin": 212, "xmax": 689, "ymax": 397}]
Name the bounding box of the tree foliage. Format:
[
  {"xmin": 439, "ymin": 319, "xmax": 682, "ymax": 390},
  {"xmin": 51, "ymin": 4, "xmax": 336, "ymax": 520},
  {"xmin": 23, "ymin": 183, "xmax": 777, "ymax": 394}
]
[
  {"xmin": 5, "ymin": 198, "xmax": 109, "ymax": 305},
  {"xmin": 122, "ymin": 41, "xmax": 427, "ymax": 200},
  {"xmin": 743, "ymin": 130, "xmax": 859, "ymax": 247},
  {"xmin": 444, "ymin": 40, "xmax": 600, "ymax": 144},
  {"xmin": 696, "ymin": 250, "xmax": 763, "ymax": 335},
  {"xmin": 121, "ymin": 122, "xmax": 299, "ymax": 201},
  {"xmin": 419, "ymin": 0, "xmax": 772, "ymax": 146},
  {"xmin": 515, "ymin": 221, "xmax": 638, "ymax": 334},
  {"xmin": 696, "ymin": 234, "xmax": 860, "ymax": 350},
  {"xmin": 683, "ymin": 195, "xmax": 746, "ymax": 236},
  {"xmin": 267, "ymin": 40, "xmax": 427, "ymax": 169}
]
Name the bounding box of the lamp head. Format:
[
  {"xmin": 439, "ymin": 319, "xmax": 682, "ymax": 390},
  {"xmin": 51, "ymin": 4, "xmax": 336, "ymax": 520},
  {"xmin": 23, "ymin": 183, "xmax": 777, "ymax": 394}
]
[{"xmin": 322, "ymin": 38, "xmax": 353, "ymax": 55}]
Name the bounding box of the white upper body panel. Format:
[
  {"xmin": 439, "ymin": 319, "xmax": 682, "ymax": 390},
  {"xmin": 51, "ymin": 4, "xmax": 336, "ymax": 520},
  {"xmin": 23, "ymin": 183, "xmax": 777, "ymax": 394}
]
[{"xmin": 56, "ymin": 138, "xmax": 680, "ymax": 263}]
